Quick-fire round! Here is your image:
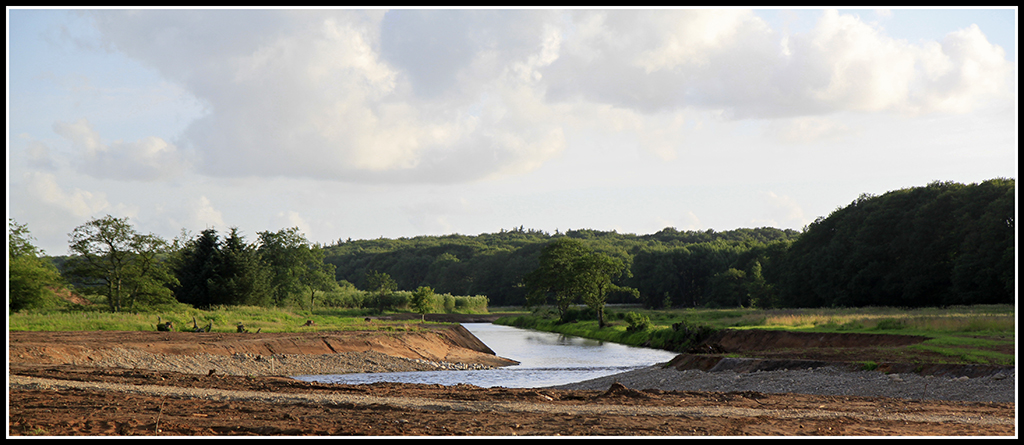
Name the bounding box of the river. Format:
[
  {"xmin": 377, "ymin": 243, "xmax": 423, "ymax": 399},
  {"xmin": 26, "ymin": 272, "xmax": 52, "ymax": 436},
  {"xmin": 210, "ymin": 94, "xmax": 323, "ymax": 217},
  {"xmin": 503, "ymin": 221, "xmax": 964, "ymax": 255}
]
[{"xmin": 292, "ymin": 323, "xmax": 680, "ymax": 388}]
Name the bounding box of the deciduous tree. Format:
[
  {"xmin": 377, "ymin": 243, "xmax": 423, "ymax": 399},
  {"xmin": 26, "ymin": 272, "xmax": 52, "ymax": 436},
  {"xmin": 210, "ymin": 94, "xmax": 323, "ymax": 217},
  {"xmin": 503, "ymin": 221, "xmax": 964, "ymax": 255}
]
[
  {"xmin": 257, "ymin": 227, "xmax": 337, "ymax": 308},
  {"xmin": 8, "ymin": 219, "xmax": 65, "ymax": 312},
  {"xmin": 65, "ymin": 215, "xmax": 176, "ymax": 312}
]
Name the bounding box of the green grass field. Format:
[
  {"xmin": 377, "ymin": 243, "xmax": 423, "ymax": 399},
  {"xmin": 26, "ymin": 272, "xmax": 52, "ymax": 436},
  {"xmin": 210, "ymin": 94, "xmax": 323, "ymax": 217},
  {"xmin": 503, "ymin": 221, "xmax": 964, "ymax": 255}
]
[
  {"xmin": 8, "ymin": 304, "xmax": 443, "ymax": 334},
  {"xmin": 494, "ymin": 304, "xmax": 1015, "ymax": 366},
  {"xmin": 8, "ymin": 300, "xmax": 1014, "ymax": 366}
]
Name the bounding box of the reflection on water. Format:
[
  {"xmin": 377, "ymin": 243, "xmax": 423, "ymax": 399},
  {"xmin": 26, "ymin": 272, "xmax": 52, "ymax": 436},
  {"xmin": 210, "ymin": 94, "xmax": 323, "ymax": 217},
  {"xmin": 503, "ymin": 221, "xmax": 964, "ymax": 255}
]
[{"xmin": 293, "ymin": 323, "xmax": 679, "ymax": 388}]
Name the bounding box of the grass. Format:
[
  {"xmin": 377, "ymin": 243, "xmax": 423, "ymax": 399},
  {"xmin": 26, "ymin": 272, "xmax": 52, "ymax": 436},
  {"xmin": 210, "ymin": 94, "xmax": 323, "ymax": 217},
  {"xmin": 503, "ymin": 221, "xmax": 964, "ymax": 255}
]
[
  {"xmin": 9, "ymin": 290, "xmax": 501, "ymax": 333},
  {"xmin": 495, "ymin": 304, "xmax": 1016, "ymax": 365},
  {"xmin": 8, "ymin": 303, "xmax": 453, "ymax": 334}
]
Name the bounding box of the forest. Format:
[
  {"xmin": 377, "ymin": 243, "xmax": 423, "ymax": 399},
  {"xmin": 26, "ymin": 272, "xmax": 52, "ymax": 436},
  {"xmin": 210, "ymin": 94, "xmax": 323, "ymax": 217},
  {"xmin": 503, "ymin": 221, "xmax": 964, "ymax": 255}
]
[
  {"xmin": 8, "ymin": 178, "xmax": 1015, "ymax": 314},
  {"xmin": 321, "ymin": 178, "xmax": 1015, "ymax": 309}
]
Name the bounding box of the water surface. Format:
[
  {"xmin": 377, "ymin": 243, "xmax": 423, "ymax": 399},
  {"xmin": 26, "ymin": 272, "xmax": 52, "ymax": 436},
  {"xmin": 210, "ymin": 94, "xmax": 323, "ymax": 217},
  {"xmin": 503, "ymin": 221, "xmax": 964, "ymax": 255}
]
[{"xmin": 293, "ymin": 323, "xmax": 679, "ymax": 388}]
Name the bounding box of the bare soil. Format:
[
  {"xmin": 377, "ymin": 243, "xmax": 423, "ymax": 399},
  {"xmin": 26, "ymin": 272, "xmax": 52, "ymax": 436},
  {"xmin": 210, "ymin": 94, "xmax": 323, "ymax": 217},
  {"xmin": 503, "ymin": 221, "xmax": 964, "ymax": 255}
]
[{"xmin": 7, "ymin": 317, "xmax": 1017, "ymax": 437}]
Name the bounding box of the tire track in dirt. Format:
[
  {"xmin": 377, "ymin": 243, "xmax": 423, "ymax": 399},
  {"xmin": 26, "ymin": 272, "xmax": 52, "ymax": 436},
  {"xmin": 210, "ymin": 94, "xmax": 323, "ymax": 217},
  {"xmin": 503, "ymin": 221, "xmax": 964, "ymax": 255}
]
[{"xmin": 9, "ymin": 375, "xmax": 1013, "ymax": 427}]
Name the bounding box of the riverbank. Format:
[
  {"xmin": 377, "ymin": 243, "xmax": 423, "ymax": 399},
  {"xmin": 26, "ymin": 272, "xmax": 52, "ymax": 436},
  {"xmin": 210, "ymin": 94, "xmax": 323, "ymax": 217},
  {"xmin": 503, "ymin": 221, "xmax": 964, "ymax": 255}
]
[
  {"xmin": 7, "ymin": 324, "xmax": 520, "ymax": 374},
  {"xmin": 7, "ymin": 324, "xmax": 1017, "ymax": 436},
  {"xmin": 550, "ymin": 364, "xmax": 1016, "ymax": 403},
  {"xmin": 9, "ymin": 366, "xmax": 1016, "ymax": 436}
]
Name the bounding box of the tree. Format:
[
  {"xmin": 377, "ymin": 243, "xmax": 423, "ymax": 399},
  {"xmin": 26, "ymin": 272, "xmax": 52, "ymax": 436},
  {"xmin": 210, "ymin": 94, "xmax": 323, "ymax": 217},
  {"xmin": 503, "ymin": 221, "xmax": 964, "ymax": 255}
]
[
  {"xmin": 411, "ymin": 285, "xmax": 436, "ymax": 321},
  {"xmin": 575, "ymin": 251, "xmax": 631, "ymax": 328},
  {"xmin": 524, "ymin": 238, "xmax": 591, "ymax": 318},
  {"xmin": 212, "ymin": 228, "xmax": 274, "ymax": 307},
  {"xmin": 772, "ymin": 179, "xmax": 1015, "ymax": 308},
  {"xmin": 364, "ymin": 270, "xmax": 398, "ymax": 314},
  {"xmin": 171, "ymin": 228, "xmax": 220, "ymax": 307},
  {"xmin": 257, "ymin": 227, "xmax": 337, "ymax": 308},
  {"xmin": 8, "ymin": 219, "xmax": 65, "ymax": 312},
  {"xmin": 524, "ymin": 238, "xmax": 632, "ymax": 325},
  {"xmin": 65, "ymin": 215, "xmax": 176, "ymax": 312},
  {"xmin": 706, "ymin": 268, "xmax": 748, "ymax": 308}
]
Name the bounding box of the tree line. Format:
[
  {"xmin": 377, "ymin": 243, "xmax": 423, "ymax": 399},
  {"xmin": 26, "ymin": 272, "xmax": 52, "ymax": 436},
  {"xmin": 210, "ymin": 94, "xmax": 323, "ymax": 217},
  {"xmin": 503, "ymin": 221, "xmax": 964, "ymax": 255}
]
[
  {"xmin": 8, "ymin": 178, "xmax": 1014, "ymax": 314},
  {"xmin": 321, "ymin": 178, "xmax": 1014, "ymax": 310}
]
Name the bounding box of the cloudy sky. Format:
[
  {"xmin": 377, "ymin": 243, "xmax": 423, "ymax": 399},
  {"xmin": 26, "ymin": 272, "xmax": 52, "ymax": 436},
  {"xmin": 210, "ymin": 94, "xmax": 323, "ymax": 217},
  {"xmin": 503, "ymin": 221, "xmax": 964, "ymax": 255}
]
[{"xmin": 7, "ymin": 7, "xmax": 1018, "ymax": 255}]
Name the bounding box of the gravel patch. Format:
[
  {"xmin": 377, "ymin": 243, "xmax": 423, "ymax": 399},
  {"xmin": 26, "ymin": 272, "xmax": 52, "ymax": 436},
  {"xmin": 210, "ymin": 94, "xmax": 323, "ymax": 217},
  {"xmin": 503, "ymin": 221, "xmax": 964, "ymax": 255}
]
[
  {"xmin": 67, "ymin": 348, "xmax": 494, "ymax": 377},
  {"xmin": 46, "ymin": 347, "xmax": 1019, "ymax": 404},
  {"xmin": 548, "ymin": 365, "xmax": 1017, "ymax": 403},
  {"xmin": 9, "ymin": 374, "xmax": 1014, "ymax": 427}
]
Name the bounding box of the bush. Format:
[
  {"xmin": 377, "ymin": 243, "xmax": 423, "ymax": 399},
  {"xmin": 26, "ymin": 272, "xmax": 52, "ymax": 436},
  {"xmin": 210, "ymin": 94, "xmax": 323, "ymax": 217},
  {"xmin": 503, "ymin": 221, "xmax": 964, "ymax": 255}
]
[
  {"xmin": 649, "ymin": 319, "xmax": 719, "ymax": 352},
  {"xmin": 874, "ymin": 318, "xmax": 908, "ymax": 330},
  {"xmin": 451, "ymin": 295, "xmax": 488, "ymax": 314},
  {"xmin": 624, "ymin": 311, "xmax": 651, "ymax": 332},
  {"xmin": 559, "ymin": 306, "xmax": 596, "ymax": 323}
]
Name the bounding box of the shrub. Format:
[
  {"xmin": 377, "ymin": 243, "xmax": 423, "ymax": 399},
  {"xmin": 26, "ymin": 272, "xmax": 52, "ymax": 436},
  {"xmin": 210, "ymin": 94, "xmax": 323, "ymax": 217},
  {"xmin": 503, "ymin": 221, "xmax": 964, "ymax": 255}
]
[
  {"xmin": 624, "ymin": 311, "xmax": 651, "ymax": 332},
  {"xmin": 874, "ymin": 318, "xmax": 908, "ymax": 331},
  {"xmin": 559, "ymin": 306, "xmax": 595, "ymax": 324}
]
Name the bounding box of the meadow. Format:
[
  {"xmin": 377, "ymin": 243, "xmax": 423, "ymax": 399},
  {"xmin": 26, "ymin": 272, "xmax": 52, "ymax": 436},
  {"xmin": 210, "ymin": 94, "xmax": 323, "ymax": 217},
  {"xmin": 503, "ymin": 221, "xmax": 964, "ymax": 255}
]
[
  {"xmin": 8, "ymin": 298, "xmax": 1014, "ymax": 366},
  {"xmin": 494, "ymin": 304, "xmax": 1016, "ymax": 366}
]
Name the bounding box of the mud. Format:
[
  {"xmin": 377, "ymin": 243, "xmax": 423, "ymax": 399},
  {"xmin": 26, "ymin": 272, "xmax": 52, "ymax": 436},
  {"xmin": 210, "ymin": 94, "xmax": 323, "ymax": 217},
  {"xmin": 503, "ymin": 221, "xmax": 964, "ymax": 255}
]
[{"xmin": 6, "ymin": 319, "xmax": 1017, "ymax": 437}]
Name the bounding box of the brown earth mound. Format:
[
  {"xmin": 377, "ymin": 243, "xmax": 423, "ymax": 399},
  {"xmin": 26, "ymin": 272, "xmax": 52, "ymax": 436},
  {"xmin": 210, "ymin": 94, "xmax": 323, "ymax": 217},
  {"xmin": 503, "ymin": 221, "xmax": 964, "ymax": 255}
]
[
  {"xmin": 674, "ymin": 329, "xmax": 1013, "ymax": 378},
  {"xmin": 8, "ymin": 324, "xmax": 518, "ymax": 369},
  {"xmin": 7, "ymin": 324, "xmax": 1016, "ymax": 437}
]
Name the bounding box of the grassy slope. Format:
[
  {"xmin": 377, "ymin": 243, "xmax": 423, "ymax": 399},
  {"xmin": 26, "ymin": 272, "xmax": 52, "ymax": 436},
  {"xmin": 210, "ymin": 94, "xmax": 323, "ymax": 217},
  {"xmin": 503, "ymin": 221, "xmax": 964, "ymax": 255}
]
[{"xmin": 495, "ymin": 305, "xmax": 1016, "ymax": 366}]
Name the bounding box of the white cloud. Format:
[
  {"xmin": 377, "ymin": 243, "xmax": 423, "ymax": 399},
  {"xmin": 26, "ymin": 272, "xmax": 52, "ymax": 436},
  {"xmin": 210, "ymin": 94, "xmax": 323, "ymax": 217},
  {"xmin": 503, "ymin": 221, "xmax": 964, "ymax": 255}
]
[
  {"xmin": 73, "ymin": 9, "xmax": 1014, "ymax": 187},
  {"xmin": 546, "ymin": 9, "xmax": 1014, "ymax": 119},
  {"xmin": 273, "ymin": 211, "xmax": 312, "ymax": 237},
  {"xmin": 764, "ymin": 116, "xmax": 857, "ymax": 144},
  {"xmin": 53, "ymin": 118, "xmax": 190, "ymax": 181},
  {"xmin": 21, "ymin": 171, "xmax": 110, "ymax": 218},
  {"xmin": 84, "ymin": 9, "xmax": 569, "ymax": 184},
  {"xmin": 24, "ymin": 139, "xmax": 57, "ymax": 170},
  {"xmin": 187, "ymin": 196, "xmax": 227, "ymax": 231},
  {"xmin": 754, "ymin": 191, "xmax": 808, "ymax": 229}
]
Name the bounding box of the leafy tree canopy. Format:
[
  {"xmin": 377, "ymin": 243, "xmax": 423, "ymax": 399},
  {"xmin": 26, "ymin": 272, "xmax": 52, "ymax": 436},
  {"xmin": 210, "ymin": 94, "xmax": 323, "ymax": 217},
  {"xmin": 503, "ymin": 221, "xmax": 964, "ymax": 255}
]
[
  {"xmin": 8, "ymin": 219, "xmax": 66, "ymax": 312},
  {"xmin": 64, "ymin": 215, "xmax": 177, "ymax": 312}
]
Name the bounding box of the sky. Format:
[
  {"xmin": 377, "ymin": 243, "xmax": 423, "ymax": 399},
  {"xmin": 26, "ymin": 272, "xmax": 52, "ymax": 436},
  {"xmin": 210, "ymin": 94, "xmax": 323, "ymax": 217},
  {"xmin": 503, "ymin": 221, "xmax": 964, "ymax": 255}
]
[{"xmin": 7, "ymin": 7, "xmax": 1019, "ymax": 256}]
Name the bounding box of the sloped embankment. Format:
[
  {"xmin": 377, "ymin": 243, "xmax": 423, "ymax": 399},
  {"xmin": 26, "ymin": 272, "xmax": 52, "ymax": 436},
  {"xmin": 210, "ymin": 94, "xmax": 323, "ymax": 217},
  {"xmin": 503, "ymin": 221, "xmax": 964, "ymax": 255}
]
[
  {"xmin": 669, "ymin": 329, "xmax": 1012, "ymax": 378},
  {"xmin": 8, "ymin": 324, "xmax": 519, "ymax": 370}
]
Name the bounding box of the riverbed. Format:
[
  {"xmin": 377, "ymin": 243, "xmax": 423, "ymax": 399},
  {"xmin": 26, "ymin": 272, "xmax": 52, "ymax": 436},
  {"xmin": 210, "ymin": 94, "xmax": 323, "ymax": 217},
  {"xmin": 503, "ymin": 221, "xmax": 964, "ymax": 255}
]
[{"xmin": 292, "ymin": 323, "xmax": 680, "ymax": 388}]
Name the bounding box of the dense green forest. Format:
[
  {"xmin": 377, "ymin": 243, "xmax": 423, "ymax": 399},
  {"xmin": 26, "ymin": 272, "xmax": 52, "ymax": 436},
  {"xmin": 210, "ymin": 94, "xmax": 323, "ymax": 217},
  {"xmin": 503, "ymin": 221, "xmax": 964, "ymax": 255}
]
[
  {"xmin": 322, "ymin": 178, "xmax": 1015, "ymax": 309},
  {"xmin": 322, "ymin": 226, "xmax": 801, "ymax": 308},
  {"xmin": 772, "ymin": 178, "xmax": 1015, "ymax": 308},
  {"xmin": 8, "ymin": 178, "xmax": 1015, "ymax": 314}
]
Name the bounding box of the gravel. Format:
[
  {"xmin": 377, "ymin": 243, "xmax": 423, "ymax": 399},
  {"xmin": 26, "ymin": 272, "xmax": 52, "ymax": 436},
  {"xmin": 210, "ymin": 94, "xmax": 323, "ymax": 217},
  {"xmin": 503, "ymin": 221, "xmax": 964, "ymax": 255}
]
[
  {"xmin": 66, "ymin": 347, "xmax": 495, "ymax": 377},
  {"xmin": 548, "ymin": 364, "xmax": 1017, "ymax": 403},
  {"xmin": 52, "ymin": 347, "xmax": 1018, "ymax": 404}
]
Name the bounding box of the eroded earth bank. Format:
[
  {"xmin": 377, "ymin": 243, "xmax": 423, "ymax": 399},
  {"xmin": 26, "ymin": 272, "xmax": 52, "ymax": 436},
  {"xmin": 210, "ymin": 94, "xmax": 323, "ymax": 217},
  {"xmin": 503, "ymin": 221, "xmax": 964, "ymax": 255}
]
[{"xmin": 7, "ymin": 320, "xmax": 1017, "ymax": 437}]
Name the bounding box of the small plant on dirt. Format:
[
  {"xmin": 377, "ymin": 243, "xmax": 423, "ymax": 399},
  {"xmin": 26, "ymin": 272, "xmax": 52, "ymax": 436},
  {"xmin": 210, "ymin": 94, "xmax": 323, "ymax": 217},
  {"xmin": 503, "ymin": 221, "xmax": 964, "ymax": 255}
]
[
  {"xmin": 859, "ymin": 361, "xmax": 880, "ymax": 371},
  {"xmin": 24, "ymin": 427, "xmax": 48, "ymax": 436}
]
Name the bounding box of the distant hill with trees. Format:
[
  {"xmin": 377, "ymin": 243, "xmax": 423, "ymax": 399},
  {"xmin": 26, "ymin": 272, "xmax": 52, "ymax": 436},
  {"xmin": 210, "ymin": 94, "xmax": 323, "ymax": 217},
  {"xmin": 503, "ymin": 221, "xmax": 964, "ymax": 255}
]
[
  {"xmin": 10, "ymin": 178, "xmax": 1013, "ymax": 314},
  {"xmin": 771, "ymin": 178, "xmax": 1015, "ymax": 308},
  {"xmin": 323, "ymin": 178, "xmax": 1014, "ymax": 309}
]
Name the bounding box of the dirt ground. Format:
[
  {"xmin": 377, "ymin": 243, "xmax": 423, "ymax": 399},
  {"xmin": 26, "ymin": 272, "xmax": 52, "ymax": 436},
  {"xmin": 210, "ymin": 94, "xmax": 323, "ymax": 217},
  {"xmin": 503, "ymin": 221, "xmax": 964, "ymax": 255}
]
[{"xmin": 7, "ymin": 318, "xmax": 1018, "ymax": 437}]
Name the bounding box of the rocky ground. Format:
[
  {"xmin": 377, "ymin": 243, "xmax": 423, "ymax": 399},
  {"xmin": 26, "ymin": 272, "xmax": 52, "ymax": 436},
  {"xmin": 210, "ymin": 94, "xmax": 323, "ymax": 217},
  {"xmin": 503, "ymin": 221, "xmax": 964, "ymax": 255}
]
[{"xmin": 6, "ymin": 320, "xmax": 1018, "ymax": 437}]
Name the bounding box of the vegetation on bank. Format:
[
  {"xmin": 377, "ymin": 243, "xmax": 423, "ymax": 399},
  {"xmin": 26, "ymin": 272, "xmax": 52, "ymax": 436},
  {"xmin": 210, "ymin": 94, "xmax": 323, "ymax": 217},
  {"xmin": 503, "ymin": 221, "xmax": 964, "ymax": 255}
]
[
  {"xmin": 7, "ymin": 302, "xmax": 451, "ymax": 334},
  {"xmin": 7, "ymin": 178, "xmax": 1015, "ymax": 357},
  {"xmin": 495, "ymin": 305, "xmax": 1015, "ymax": 366},
  {"xmin": 321, "ymin": 178, "xmax": 1014, "ymax": 309}
]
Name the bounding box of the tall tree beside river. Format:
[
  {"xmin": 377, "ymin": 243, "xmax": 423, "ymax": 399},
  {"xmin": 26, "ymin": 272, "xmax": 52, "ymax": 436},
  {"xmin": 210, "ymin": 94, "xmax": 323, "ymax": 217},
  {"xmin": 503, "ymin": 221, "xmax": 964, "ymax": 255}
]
[{"xmin": 524, "ymin": 238, "xmax": 634, "ymax": 323}]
